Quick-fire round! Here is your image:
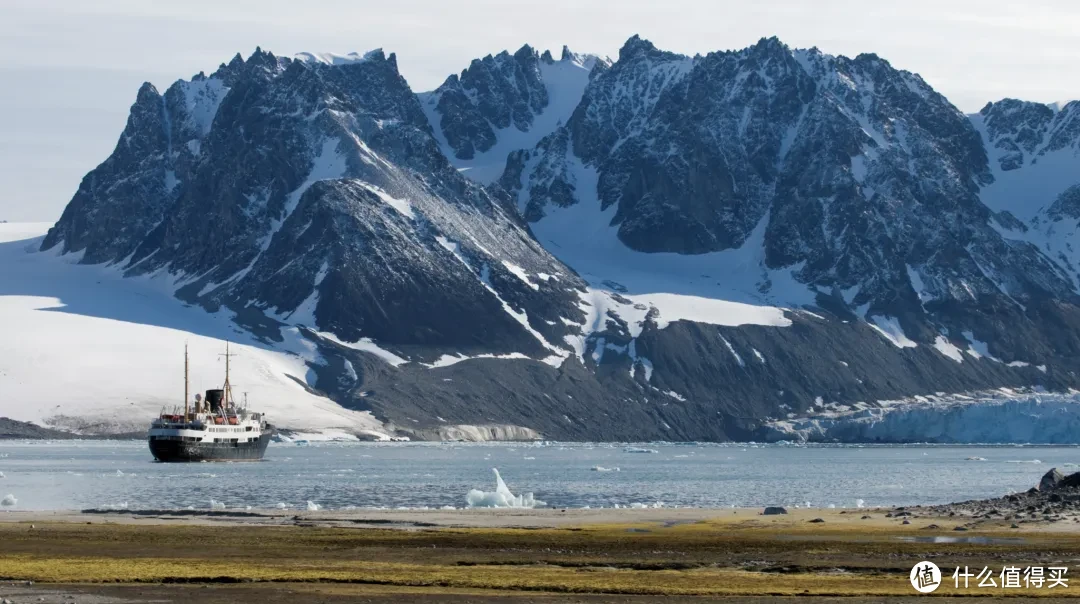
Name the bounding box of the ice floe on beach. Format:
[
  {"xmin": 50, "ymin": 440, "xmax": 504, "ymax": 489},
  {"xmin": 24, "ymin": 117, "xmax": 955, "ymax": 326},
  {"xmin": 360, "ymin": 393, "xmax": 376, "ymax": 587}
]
[{"xmin": 465, "ymin": 468, "xmax": 544, "ymax": 508}]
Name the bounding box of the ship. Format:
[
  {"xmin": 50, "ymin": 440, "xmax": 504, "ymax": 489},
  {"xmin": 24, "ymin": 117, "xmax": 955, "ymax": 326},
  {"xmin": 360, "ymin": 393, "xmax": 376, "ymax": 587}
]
[{"xmin": 148, "ymin": 343, "xmax": 273, "ymax": 462}]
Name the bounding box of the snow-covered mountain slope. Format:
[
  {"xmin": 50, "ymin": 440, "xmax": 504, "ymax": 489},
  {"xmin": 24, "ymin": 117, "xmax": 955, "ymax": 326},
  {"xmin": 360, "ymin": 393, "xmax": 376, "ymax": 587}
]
[
  {"xmin": 502, "ymin": 35, "xmax": 1080, "ymax": 380},
  {"xmin": 970, "ymin": 100, "xmax": 1080, "ymax": 289},
  {"xmin": 18, "ymin": 39, "xmax": 1080, "ymax": 442},
  {"xmin": 973, "ymin": 99, "xmax": 1080, "ymax": 221},
  {"xmin": 0, "ymin": 222, "xmax": 389, "ymax": 437},
  {"xmin": 418, "ymin": 45, "xmax": 607, "ymax": 183}
]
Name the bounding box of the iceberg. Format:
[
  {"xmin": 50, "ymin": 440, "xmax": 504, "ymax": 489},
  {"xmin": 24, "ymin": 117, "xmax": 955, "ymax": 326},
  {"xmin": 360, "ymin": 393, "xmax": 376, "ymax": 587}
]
[
  {"xmin": 465, "ymin": 468, "xmax": 545, "ymax": 508},
  {"xmin": 2, "ymin": 494, "xmax": 17, "ymax": 507},
  {"xmin": 306, "ymin": 500, "xmax": 321, "ymax": 511}
]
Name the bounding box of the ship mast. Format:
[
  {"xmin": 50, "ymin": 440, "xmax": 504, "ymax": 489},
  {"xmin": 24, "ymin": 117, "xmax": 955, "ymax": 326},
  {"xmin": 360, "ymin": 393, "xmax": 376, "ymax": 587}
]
[
  {"xmin": 220, "ymin": 341, "xmax": 236, "ymax": 410},
  {"xmin": 184, "ymin": 343, "xmax": 190, "ymax": 419}
]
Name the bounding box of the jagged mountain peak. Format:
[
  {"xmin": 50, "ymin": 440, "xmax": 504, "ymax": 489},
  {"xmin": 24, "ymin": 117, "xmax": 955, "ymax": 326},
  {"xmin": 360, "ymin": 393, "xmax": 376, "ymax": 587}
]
[
  {"xmin": 617, "ymin": 34, "xmax": 662, "ymax": 61},
  {"xmin": 418, "ymin": 42, "xmax": 604, "ymax": 180}
]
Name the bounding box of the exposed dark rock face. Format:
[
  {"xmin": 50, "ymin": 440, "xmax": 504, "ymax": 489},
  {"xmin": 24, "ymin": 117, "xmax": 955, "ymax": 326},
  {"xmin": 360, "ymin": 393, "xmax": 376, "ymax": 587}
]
[
  {"xmin": 424, "ymin": 45, "xmax": 549, "ymax": 160},
  {"xmin": 35, "ymin": 38, "xmax": 1080, "ymax": 441}
]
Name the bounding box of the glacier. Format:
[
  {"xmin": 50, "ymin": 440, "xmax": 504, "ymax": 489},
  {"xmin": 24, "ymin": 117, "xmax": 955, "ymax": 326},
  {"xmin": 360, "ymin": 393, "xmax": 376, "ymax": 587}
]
[{"xmin": 764, "ymin": 390, "xmax": 1080, "ymax": 443}]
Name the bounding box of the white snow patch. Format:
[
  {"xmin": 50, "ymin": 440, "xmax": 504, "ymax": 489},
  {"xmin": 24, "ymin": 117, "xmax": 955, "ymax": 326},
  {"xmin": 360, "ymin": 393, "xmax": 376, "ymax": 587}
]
[
  {"xmin": 294, "ymin": 50, "xmax": 382, "ymax": 65},
  {"xmin": 424, "ymin": 352, "xmax": 530, "ymax": 368},
  {"xmin": 867, "ymin": 315, "xmax": 917, "ymax": 348},
  {"xmin": 933, "ymin": 336, "xmax": 965, "ymax": 363},
  {"xmin": 356, "ymin": 182, "xmax": 415, "ymax": 219},
  {"xmin": 906, "ymin": 265, "xmax": 930, "ymax": 302},
  {"xmin": 342, "ymin": 359, "xmax": 358, "ymax": 381},
  {"xmin": 963, "ymin": 331, "xmax": 1000, "ymax": 362},
  {"xmin": 315, "ymin": 331, "xmax": 408, "ymax": 367},
  {"xmin": 501, "ymin": 261, "xmax": 539, "ymax": 290},
  {"xmin": 720, "ymin": 334, "xmax": 745, "ymax": 367}
]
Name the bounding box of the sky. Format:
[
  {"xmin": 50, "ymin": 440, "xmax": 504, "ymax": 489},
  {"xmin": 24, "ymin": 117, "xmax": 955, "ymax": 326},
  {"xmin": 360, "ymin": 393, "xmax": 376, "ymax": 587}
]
[{"xmin": 2, "ymin": 0, "xmax": 1079, "ymax": 222}]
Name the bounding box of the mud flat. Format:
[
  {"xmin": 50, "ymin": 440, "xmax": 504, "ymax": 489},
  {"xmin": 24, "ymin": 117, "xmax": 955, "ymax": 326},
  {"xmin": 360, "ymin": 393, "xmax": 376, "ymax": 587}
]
[{"xmin": 2, "ymin": 505, "xmax": 1080, "ymax": 602}]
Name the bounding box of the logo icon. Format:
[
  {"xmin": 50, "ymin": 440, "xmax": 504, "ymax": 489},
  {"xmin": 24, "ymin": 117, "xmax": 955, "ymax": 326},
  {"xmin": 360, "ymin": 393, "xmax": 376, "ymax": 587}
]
[{"xmin": 910, "ymin": 561, "xmax": 942, "ymax": 593}]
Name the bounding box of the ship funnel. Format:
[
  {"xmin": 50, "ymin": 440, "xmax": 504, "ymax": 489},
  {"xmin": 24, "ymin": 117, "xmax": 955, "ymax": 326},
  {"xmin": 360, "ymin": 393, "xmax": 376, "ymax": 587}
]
[{"xmin": 205, "ymin": 389, "xmax": 225, "ymax": 413}]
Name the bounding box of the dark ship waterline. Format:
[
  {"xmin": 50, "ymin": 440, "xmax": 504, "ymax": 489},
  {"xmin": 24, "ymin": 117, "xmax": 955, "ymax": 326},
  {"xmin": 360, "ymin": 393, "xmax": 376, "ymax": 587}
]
[{"xmin": 148, "ymin": 344, "xmax": 273, "ymax": 462}]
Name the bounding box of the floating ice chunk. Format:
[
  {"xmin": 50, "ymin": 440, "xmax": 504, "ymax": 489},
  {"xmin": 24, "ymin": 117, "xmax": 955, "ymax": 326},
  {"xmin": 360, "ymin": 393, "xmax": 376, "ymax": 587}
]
[
  {"xmin": 965, "ymin": 456, "xmax": 987, "ymax": 461},
  {"xmin": 591, "ymin": 466, "xmax": 620, "ymax": 472},
  {"xmin": 1, "ymin": 494, "xmax": 15, "ymax": 507},
  {"xmin": 624, "ymin": 447, "xmax": 658, "ymax": 454},
  {"xmin": 855, "ymin": 499, "xmax": 865, "ymax": 508},
  {"xmin": 306, "ymin": 500, "xmax": 321, "ymax": 511},
  {"xmin": 0, "ymin": 471, "xmax": 4, "ymax": 478},
  {"xmin": 116, "ymin": 470, "xmax": 124, "ymax": 476},
  {"xmin": 209, "ymin": 499, "xmax": 226, "ymax": 510},
  {"xmin": 465, "ymin": 468, "xmax": 545, "ymax": 508},
  {"xmin": 275, "ymin": 502, "xmax": 288, "ymax": 510}
]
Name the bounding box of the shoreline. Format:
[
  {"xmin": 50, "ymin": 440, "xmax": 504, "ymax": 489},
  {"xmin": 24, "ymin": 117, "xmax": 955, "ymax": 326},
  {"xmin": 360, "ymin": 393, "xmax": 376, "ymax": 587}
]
[{"xmin": 2, "ymin": 503, "xmax": 1079, "ymax": 533}]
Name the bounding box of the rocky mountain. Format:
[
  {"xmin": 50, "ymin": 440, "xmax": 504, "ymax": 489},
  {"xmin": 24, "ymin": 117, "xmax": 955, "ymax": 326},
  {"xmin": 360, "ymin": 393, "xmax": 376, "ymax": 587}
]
[
  {"xmin": 971, "ymin": 99, "xmax": 1080, "ymax": 290},
  {"xmin": 31, "ymin": 37, "xmax": 1080, "ymax": 442},
  {"xmin": 418, "ymin": 45, "xmax": 607, "ymax": 183}
]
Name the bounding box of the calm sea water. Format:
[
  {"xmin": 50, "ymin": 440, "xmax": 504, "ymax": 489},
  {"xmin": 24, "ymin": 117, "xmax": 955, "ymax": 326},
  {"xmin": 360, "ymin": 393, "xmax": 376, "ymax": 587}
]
[{"xmin": 0, "ymin": 440, "xmax": 1074, "ymax": 511}]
